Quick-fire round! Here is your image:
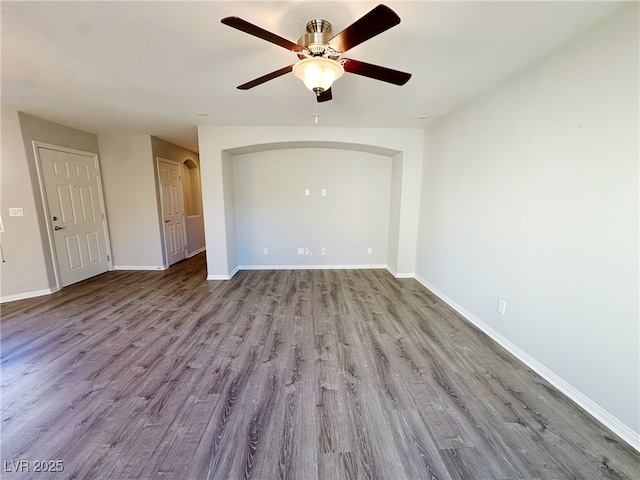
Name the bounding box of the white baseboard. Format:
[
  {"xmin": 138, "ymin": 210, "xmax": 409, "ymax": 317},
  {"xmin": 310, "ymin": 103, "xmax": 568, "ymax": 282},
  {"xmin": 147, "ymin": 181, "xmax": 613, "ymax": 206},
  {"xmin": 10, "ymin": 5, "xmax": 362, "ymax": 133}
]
[
  {"xmin": 113, "ymin": 265, "xmax": 166, "ymax": 271},
  {"xmin": 1, "ymin": 287, "xmax": 59, "ymax": 303},
  {"xmin": 385, "ymin": 266, "xmax": 415, "ymax": 278},
  {"xmin": 394, "ymin": 272, "xmax": 416, "ymax": 279},
  {"xmin": 413, "ymin": 274, "xmax": 640, "ymax": 452},
  {"xmin": 207, "ymin": 264, "xmax": 389, "ymax": 281},
  {"xmin": 237, "ymin": 264, "xmax": 388, "ymax": 271},
  {"xmin": 187, "ymin": 247, "xmax": 206, "ymax": 258},
  {"xmin": 207, "ymin": 274, "xmax": 233, "ymax": 280}
]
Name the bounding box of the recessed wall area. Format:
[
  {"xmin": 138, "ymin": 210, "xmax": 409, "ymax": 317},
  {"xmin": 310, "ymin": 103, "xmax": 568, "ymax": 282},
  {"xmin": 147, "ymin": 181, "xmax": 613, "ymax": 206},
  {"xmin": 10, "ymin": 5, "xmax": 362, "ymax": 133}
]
[
  {"xmin": 233, "ymin": 148, "xmax": 392, "ymax": 268},
  {"xmin": 197, "ymin": 127, "xmax": 424, "ymax": 278}
]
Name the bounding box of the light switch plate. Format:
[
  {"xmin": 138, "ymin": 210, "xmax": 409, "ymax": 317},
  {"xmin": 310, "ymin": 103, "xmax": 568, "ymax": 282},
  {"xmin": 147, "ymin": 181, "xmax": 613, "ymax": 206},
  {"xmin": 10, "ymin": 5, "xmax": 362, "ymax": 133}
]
[{"xmin": 9, "ymin": 208, "xmax": 24, "ymax": 217}]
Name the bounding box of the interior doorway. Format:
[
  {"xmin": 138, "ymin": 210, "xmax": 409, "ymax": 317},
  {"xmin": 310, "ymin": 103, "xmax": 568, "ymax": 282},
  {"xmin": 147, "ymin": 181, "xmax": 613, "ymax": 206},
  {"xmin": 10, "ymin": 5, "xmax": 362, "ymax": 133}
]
[
  {"xmin": 157, "ymin": 157, "xmax": 188, "ymax": 266},
  {"xmin": 34, "ymin": 142, "xmax": 112, "ymax": 287}
]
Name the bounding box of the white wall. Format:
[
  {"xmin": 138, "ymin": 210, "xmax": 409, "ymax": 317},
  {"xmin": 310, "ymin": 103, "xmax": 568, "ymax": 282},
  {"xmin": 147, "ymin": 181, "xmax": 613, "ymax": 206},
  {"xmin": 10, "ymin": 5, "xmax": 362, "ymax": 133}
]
[
  {"xmin": 387, "ymin": 153, "xmax": 404, "ymax": 275},
  {"xmin": 197, "ymin": 127, "xmax": 423, "ymax": 279},
  {"xmin": 416, "ymin": 5, "xmax": 639, "ymax": 444},
  {"xmin": 221, "ymin": 151, "xmax": 237, "ymax": 272},
  {"xmin": 233, "ymin": 148, "xmax": 391, "ymax": 267},
  {"xmin": 98, "ymin": 134, "xmax": 165, "ymax": 269}
]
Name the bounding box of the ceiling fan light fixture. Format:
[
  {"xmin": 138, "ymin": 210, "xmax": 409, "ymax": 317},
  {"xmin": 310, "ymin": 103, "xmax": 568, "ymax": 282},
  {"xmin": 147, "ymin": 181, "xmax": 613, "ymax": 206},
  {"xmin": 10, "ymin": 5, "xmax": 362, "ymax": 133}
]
[{"xmin": 293, "ymin": 57, "xmax": 344, "ymax": 94}]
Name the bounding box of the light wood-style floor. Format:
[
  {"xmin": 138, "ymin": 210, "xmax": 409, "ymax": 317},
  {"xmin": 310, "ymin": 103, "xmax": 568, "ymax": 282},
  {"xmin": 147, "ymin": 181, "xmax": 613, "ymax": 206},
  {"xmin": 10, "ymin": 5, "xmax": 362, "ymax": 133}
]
[{"xmin": 1, "ymin": 253, "xmax": 638, "ymax": 479}]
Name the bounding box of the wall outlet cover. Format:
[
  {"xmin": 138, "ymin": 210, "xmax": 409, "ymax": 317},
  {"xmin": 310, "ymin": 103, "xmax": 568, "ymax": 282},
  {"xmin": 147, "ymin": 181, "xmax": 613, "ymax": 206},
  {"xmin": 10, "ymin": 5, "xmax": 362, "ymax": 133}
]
[{"xmin": 497, "ymin": 299, "xmax": 507, "ymax": 315}]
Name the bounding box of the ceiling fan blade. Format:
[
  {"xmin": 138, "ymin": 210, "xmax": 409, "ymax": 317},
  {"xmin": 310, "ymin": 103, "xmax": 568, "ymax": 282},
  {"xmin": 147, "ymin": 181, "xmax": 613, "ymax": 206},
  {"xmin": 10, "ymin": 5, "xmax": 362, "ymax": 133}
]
[
  {"xmin": 221, "ymin": 17, "xmax": 303, "ymax": 52},
  {"xmin": 328, "ymin": 4, "xmax": 400, "ymax": 54},
  {"xmin": 237, "ymin": 65, "xmax": 294, "ymax": 90},
  {"xmin": 316, "ymin": 88, "xmax": 333, "ymax": 103},
  {"xmin": 342, "ymin": 58, "xmax": 411, "ymax": 85}
]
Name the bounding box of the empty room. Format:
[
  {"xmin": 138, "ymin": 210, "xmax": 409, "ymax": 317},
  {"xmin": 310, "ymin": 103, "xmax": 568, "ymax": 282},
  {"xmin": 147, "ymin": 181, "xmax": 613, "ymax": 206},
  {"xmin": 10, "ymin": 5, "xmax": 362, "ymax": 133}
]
[{"xmin": 1, "ymin": 1, "xmax": 638, "ymax": 479}]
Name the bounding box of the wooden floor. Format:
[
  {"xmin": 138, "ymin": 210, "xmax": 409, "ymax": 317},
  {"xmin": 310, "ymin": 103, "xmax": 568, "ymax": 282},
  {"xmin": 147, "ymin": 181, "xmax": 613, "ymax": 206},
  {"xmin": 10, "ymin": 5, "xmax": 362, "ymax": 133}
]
[{"xmin": 1, "ymin": 254, "xmax": 638, "ymax": 479}]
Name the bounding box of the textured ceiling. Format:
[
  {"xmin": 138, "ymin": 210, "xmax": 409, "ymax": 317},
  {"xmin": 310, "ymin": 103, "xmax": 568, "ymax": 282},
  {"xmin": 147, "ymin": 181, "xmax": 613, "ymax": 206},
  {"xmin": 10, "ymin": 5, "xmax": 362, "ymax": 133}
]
[{"xmin": 1, "ymin": 1, "xmax": 628, "ymax": 152}]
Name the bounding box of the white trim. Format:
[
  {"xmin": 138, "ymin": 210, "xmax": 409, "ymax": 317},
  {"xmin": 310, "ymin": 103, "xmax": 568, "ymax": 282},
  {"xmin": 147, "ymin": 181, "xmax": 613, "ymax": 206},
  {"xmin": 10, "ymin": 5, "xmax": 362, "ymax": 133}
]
[
  {"xmin": 113, "ymin": 265, "xmax": 166, "ymax": 271},
  {"xmin": 413, "ymin": 274, "xmax": 640, "ymax": 453},
  {"xmin": 385, "ymin": 266, "xmax": 415, "ymax": 279},
  {"xmin": 207, "ymin": 274, "xmax": 234, "ymax": 280},
  {"xmin": 393, "ymin": 272, "xmax": 416, "ymax": 279},
  {"xmin": 206, "ymin": 264, "xmax": 389, "ymax": 281},
  {"xmin": 32, "ymin": 141, "xmax": 113, "ymax": 288},
  {"xmin": 187, "ymin": 247, "xmax": 206, "ymax": 258},
  {"xmin": 1, "ymin": 287, "xmax": 59, "ymax": 303},
  {"xmin": 237, "ymin": 264, "xmax": 388, "ymax": 271},
  {"xmin": 156, "ymin": 157, "xmax": 188, "ymax": 268}
]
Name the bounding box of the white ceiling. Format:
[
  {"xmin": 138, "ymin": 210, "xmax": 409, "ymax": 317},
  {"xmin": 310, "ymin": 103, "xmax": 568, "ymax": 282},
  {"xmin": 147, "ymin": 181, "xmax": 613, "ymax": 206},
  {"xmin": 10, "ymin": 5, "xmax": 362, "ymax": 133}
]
[{"xmin": 1, "ymin": 1, "xmax": 628, "ymax": 153}]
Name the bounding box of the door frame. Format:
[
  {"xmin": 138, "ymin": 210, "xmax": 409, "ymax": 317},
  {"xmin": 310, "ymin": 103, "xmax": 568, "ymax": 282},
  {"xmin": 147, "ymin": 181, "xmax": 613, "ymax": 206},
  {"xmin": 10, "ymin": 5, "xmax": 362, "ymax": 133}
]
[
  {"xmin": 156, "ymin": 157, "xmax": 188, "ymax": 268},
  {"xmin": 32, "ymin": 141, "xmax": 113, "ymax": 290}
]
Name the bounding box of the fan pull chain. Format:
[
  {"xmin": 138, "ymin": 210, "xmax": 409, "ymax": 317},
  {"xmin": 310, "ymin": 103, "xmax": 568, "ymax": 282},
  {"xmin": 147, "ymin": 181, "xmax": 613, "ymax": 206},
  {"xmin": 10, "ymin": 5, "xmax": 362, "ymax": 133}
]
[{"xmin": 309, "ymin": 99, "xmax": 320, "ymax": 124}]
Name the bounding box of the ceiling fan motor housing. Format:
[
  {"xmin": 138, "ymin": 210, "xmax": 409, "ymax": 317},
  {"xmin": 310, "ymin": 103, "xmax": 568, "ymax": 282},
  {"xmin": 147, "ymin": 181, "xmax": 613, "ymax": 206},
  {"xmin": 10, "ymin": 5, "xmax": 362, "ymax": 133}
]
[{"xmin": 297, "ymin": 19, "xmax": 336, "ymax": 57}]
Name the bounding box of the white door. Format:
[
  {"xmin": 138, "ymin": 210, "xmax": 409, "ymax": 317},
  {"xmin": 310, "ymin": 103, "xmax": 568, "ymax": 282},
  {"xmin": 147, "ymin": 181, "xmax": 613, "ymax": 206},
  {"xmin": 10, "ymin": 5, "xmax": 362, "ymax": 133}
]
[
  {"xmin": 158, "ymin": 159, "xmax": 187, "ymax": 266},
  {"xmin": 38, "ymin": 146, "xmax": 111, "ymax": 287}
]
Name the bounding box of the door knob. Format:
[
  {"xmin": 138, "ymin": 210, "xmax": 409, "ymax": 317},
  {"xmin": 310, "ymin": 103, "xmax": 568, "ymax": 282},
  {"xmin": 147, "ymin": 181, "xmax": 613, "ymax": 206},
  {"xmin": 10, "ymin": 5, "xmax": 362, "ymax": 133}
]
[
  {"xmin": 165, "ymin": 219, "xmax": 170, "ymax": 223},
  {"xmin": 54, "ymin": 226, "xmax": 65, "ymax": 230}
]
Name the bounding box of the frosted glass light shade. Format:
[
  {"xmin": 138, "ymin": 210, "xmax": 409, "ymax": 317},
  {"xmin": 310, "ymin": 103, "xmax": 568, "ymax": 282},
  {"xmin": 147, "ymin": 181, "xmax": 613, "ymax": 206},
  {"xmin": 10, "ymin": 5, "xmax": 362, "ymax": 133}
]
[{"xmin": 292, "ymin": 57, "xmax": 344, "ymax": 93}]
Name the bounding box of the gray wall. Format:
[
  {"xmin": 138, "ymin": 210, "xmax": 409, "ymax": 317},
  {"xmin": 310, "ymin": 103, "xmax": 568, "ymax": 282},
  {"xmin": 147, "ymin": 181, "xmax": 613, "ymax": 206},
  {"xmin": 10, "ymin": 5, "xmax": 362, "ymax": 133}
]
[
  {"xmin": 151, "ymin": 136, "xmax": 205, "ymax": 258},
  {"xmin": 0, "ymin": 109, "xmax": 100, "ymax": 300},
  {"xmin": 416, "ymin": 6, "xmax": 639, "ymax": 440},
  {"xmin": 98, "ymin": 134, "xmax": 164, "ymax": 269},
  {"xmin": 233, "ymin": 148, "xmax": 391, "ymax": 267},
  {"xmin": 197, "ymin": 129, "xmax": 424, "ymax": 279},
  {"xmin": 97, "ymin": 134, "xmax": 204, "ymax": 269}
]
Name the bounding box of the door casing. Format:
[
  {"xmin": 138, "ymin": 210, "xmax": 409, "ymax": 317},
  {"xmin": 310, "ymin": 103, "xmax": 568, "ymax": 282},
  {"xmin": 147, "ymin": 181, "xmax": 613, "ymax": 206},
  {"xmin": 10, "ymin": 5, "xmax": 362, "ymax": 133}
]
[
  {"xmin": 33, "ymin": 141, "xmax": 113, "ymax": 290},
  {"xmin": 157, "ymin": 157, "xmax": 188, "ymax": 267}
]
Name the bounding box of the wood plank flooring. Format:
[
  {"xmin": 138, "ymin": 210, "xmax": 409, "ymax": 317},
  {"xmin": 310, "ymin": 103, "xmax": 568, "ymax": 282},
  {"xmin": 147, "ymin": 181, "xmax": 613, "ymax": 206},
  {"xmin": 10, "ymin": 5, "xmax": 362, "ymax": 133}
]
[{"xmin": 1, "ymin": 253, "xmax": 638, "ymax": 479}]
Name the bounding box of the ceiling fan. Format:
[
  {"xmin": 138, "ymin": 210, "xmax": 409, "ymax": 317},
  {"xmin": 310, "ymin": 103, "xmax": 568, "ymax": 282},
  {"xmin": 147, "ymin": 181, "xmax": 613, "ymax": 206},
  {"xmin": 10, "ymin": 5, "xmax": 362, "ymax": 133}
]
[{"xmin": 221, "ymin": 4, "xmax": 411, "ymax": 102}]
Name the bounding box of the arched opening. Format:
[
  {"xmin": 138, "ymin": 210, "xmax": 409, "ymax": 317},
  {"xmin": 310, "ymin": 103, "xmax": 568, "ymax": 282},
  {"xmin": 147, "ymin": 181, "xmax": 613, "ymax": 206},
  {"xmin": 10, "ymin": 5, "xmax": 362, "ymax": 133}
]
[{"xmin": 182, "ymin": 158, "xmax": 202, "ymax": 217}]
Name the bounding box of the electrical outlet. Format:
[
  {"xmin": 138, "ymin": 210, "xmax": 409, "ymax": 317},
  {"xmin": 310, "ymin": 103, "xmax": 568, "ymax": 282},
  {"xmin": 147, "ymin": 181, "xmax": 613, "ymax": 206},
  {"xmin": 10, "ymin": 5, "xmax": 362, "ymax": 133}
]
[
  {"xmin": 304, "ymin": 188, "xmax": 310, "ymax": 196},
  {"xmin": 297, "ymin": 248, "xmax": 305, "ymax": 255},
  {"xmin": 321, "ymin": 188, "xmax": 327, "ymax": 196},
  {"xmin": 367, "ymin": 247, "xmax": 373, "ymax": 255},
  {"xmin": 305, "ymin": 248, "xmax": 310, "ymax": 255},
  {"xmin": 263, "ymin": 248, "xmax": 268, "ymax": 255},
  {"xmin": 321, "ymin": 248, "xmax": 326, "ymax": 255},
  {"xmin": 497, "ymin": 299, "xmax": 506, "ymax": 315}
]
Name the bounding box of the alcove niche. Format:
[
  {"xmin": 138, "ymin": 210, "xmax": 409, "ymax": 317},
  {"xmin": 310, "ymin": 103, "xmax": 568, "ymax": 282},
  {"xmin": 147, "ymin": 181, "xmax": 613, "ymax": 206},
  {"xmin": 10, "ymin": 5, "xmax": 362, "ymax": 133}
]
[
  {"xmin": 197, "ymin": 127, "xmax": 424, "ymax": 280},
  {"xmin": 232, "ymin": 146, "xmax": 396, "ymax": 269}
]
